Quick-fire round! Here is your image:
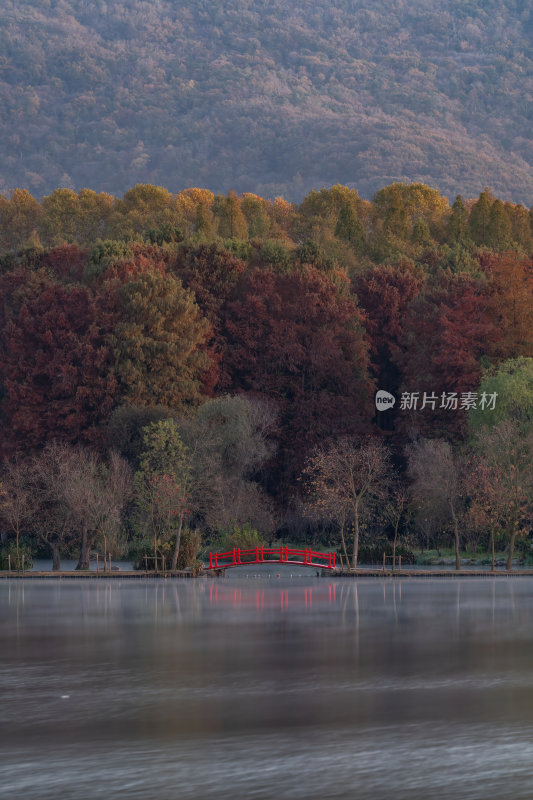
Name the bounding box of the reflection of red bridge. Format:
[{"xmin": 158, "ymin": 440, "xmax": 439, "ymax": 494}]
[
  {"xmin": 207, "ymin": 546, "xmax": 336, "ymax": 570},
  {"xmin": 208, "ymin": 583, "xmax": 338, "ymax": 609}
]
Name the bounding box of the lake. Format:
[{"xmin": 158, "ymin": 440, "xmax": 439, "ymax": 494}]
[{"xmin": 2, "ymin": 573, "xmax": 533, "ymax": 799}]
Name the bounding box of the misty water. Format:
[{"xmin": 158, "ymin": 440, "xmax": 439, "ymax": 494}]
[{"xmin": 2, "ymin": 573, "xmax": 533, "ymax": 800}]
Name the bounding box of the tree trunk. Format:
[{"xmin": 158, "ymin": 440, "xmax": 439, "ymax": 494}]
[
  {"xmin": 39, "ymin": 533, "xmax": 61, "ymax": 572},
  {"xmin": 451, "ymin": 502, "xmax": 460, "ymax": 571},
  {"xmin": 52, "ymin": 544, "xmax": 61, "ymax": 572},
  {"xmin": 506, "ymin": 521, "xmax": 517, "ymax": 571},
  {"xmin": 339, "ymin": 518, "xmax": 349, "ymax": 571},
  {"xmin": 352, "ymin": 501, "xmax": 359, "ymax": 569},
  {"xmin": 392, "ymin": 519, "xmax": 399, "ymax": 573},
  {"xmin": 490, "ymin": 529, "xmax": 495, "ymax": 572},
  {"xmin": 76, "ymin": 525, "xmax": 91, "ymax": 570},
  {"xmin": 171, "ymin": 516, "xmax": 185, "ymax": 571}
]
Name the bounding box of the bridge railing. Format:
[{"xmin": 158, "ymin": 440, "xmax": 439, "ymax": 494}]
[{"xmin": 207, "ymin": 546, "xmax": 335, "ymax": 570}]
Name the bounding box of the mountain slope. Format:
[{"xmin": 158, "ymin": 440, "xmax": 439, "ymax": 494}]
[{"xmin": 0, "ymin": 0, "xmax": 531, "ymax": 203}]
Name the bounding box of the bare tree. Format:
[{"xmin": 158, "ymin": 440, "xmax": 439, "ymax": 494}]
[
  {"xmin": 302, "ymin": 436, "xmax": 391, "ymax": 568},
  {"xmin": 32, "ymin": 446, "xmax": 71, "ymax": 570},
  {"xmin": 407, "ymin": 439, "xmax": 468, "ymax": 571},
  {"xmin": 0, "ymin": 457, "xmax": 34, "ymax": 559},
  {"xmin": 1, "ymin": 446, "xmax": 77, "ymax": 571},
  {"xmin": 381, "ymin": 478, "xmax": 410, "ymax": 571},
  {"xmin": 31, "ymin": 444, "xmax": 132, "ymax": 570},
  {"xmin": 204, "ymin": 475, "xmax": 275, "ymax": 535},
  {"xmin": 67, "ymin": 448, "xmax": 132, "ymax": 570},
  {"xmin": 472, "ymin": 421, "xmax": 533, "ymax": 570}
]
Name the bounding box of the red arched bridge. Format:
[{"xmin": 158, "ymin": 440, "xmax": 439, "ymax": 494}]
[{"xmin": 207, "ymin": 546, "xmax": 336, "ymax": 571}]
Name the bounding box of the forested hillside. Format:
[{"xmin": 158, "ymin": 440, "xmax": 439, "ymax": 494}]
[{"xmin": 0, "ymin": 0, "xmax": 532, "ymax": 202}]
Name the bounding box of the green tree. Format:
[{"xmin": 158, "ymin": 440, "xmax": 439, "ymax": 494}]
[
  {"xmin": 469, "ymin": 358, "xmax": 533, "ymax": 434},
  {"xmin": 108, "ymin": 184, "xmax": 179, "ymax": 240},
  {"xmin": 215, "ymin": 523, "xmax": 266, "ymax": 552},
  {"xmin": 375, "ymin": 183, "xmax": 409, "ymax": 238},
  {"xmin": 193, "ymin": 202, "xmax": 216, "ymax": 239},
  {"xmin": 487, "ymin": 199, "xmax": 512, "ymax": 250},
  {"xmin": 77, "ymin": 189, "xmax": 114, "ymax": 245},
  {"xmin": 40, "ymin": 188, "xmax": 80, "ymax": 246},
  {"xmin": 438, "ymin": 243, "xmax": 478, "ymax": 275},
  {"xmin": 241, "ymin": 193, "xmax": 271, "ymax": 238},
  {"xmin": 298, "ymin": 185, "xmax": 364, "ymax": 256},
  {"xmin": 412, "ymin": 218, "xmax": 431, "ymax": 245},
  {"xmin": 85, "ymin": 240, "xmax": 134, "ymax": 282},
  {"xmin": 335, "ymin": 203, "xmax": 365, "ymax": 250},
  {"xmin": 39, "ymin": 188, "xmax": 112, "ymax": 248},
  {"xmin": 175, "ymin": 188, "xmax": 215, "ymax": 237},
  {"xmin": 135, "ymin": 419, "xmax": 192, "ymax": 570},
  {"xmin": 178, "ymin": 395, "xmax": 276, "ymax": 534},
  {"xmin": 506, "ymin": 203, "xmax": 532, "ymax": 252},
  {"xmin": 214, "ymin": 191, "xmax": 248, "ymax": 240},
  {"xmin": 469, "ymin": 361, "xmax": 533, "ymax": 570},
  {"xmin": 469, "ymin": 189, "xmax": 494, "ymax": 246},
  {"xmin": 447, "ymin": 195, "xmax": 470, "ymax": 244},
  {"xmin": 111, "ymin": 271, "xmax": 211, "ymax": 409},
  {"xmin": 106, "ymin": 404, "xmax": 171, "ymax": 466},
  {"xmin": 373, "ymin": 183, "xmax": 448, "ymax": 241},
  {"xmin": 0, "ymin": 189, "xmax": 42, "ymax": 253}
]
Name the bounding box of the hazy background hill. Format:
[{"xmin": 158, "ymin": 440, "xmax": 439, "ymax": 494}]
[{"xmin": 0, "ymin": 0, "xmax": 532, "ymax": 203}]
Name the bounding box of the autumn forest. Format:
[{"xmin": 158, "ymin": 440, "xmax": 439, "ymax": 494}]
[{"xmin": 0, "ymin": 181, "xmax": 532, "ymax": 571}]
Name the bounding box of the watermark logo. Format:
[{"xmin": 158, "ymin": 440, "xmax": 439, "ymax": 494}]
[
  {"xmin": 375, "ymin": 389, "xmax": 498, "ymax": 412},
  {"xmin": 375, "ymin": 390, "xmax": 396, "ymax": 411},
  {"xmin": 399, "ymin": 391, "xmax": 497, "ymax": 411}
]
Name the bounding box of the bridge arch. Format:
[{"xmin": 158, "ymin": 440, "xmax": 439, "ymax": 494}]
[{"xmin": 207, "ymin": 546, "xmax": 336, "ymax": 570}]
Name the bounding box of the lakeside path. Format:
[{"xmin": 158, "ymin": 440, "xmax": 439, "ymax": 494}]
[{"xmin": 3, "ymin": 568, "xmax": 533, "ymax": 579}]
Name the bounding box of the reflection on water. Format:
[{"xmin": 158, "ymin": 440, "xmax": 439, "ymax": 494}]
[
  {"xmin": 2, "ymin": 575, "xmax": 533, "ymax": 799},
  {"xmin": 30, "ymin": 559, "xmax": 134, "ymax": 572}
]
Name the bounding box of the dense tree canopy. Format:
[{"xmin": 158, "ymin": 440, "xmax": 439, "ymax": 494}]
[
  {"xmin": 0, "ymin": 272, "xmax": 118, "ymax": 452},
  {"xmin": 221, "ymin": 265, "xmax": 373, "ymax": 486},
  {"xmin": 0, "ymin": 177, "xmax": 531, "ymax": 569}
]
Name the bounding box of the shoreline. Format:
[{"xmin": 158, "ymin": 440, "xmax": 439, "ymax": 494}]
[
  {"xmin": 0, "ymin": 570, "xmax": 195, "ymax": 579},
  {"xmin": 2, "ymin": 568, "xmax": 533, "ymax": 580}
]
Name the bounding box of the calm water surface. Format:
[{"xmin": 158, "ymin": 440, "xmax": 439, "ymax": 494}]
[{"xmin": 2, "ymin": 574, "xmax": 533, "ymax": 799}]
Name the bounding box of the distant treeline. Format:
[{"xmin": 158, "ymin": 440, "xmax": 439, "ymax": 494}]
[
  {"xmin": 1, "ymin": 182, "xmax": 532, "ymax": 258},
  {"xmin": 0, "ymin": 182, "xmax": 532, "ymax": 570}
]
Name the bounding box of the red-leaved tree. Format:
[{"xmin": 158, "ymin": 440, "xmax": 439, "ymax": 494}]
[
  {"xmin": 220, "ymin": 266, "xmax": 374, "ymax": 490},
  {"xmin": 0, "ymin": 275, "xmax": 118, "ymax": 453}
]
